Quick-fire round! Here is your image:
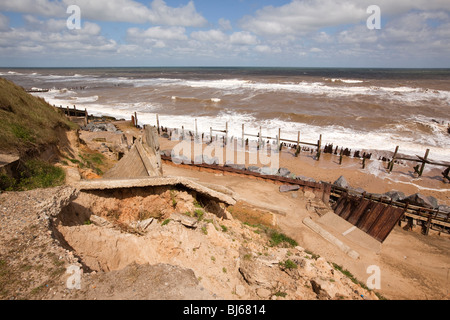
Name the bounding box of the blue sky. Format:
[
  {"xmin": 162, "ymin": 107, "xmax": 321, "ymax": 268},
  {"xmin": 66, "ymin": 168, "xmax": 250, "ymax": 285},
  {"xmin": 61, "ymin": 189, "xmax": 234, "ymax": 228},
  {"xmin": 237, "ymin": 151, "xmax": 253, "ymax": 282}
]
[{"xmin": 0, "ymin": 0, "xmax": 449, "ymax": 68}]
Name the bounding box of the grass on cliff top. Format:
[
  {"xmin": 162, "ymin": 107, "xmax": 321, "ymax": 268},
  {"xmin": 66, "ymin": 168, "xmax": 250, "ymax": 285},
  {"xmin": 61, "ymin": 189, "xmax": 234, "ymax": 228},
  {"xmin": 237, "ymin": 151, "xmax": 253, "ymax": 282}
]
[
  {"xmin": 0, "ymin": 159, "xmax": 65, "ymax": 191},
  {"xmin": 0, "ymin": 77, "xmax": 76, "ymax": 154}
]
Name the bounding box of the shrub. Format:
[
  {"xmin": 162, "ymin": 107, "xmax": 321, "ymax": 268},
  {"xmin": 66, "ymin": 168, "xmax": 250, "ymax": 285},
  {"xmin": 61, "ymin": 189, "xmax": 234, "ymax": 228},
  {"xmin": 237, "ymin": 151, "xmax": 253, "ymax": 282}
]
[
  {"xmin": 279, "ymin": 259, "xmax": 298, "ymax": 270},
  {"xmin": 0, "ymin": 159, "xmax": 65, "ymax": 191},
  {"xmin": 269, "ymin": 231, "xmax": 298, "ymax": 248}
]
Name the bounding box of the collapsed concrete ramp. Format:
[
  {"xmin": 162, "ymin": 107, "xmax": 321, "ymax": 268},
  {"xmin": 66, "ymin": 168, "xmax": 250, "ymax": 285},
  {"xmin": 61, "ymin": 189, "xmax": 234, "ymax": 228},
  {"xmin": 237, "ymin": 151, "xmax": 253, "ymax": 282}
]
[
  {"xmin": 75, "ymin": 176, "xmax": 236, "ymax": 206},
  {"xmin": 104, "ymin": 126, "xmax": 163, "ymax": 179}
]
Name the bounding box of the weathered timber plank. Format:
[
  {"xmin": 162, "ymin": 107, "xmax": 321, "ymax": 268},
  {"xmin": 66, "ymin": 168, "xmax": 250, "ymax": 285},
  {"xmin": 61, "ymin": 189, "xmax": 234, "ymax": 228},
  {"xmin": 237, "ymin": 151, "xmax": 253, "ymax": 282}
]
[
  {"xmin": 369, "ymin": 206, "xmax": 405, "ymax": 242},
  {"xmin": 347, "ymin": 198, "xmax": 372, "ymax": 226},
  {"xmin": 357, "ymin": 202, "xmax": 386, "ymax": 233}
]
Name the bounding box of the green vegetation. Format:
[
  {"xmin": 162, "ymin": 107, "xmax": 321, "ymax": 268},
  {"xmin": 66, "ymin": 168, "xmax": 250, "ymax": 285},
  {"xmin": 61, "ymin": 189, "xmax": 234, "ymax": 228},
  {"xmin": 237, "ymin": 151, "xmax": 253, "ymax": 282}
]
[
  {"xmin": 279, "ymin": 259, "xmax": 298, "ymax": 270},
  {"xmin": 241, "ymin": 222, "xmax": 298, "ymax": 248},
  {"xmin": 161, "ymin": 219, "xmax": 171, "ymax": 226},
  {"xmin": 170, "ymin": 190, "xmax": 177, "ymax": 208},
  {"xmin": 274, "ymin": 291, "xmax": 287, "ymax": 298},
  {"xmin": 0, "ymin": 77, "xmax": 79, "ymax": 191},
  {"xmin": 0, "ymin": 77, "xmax": 76, "ymax": 154},
  {"xmin": 331, "ymin": 262, "xmax": 387, "ymax": 300},
  {"xmin": 0, "ymin": 159, "xmax": 65, "ymax": 191},
  {"xmin": 305, "ymin": 250, "xmax": 320, "ymax": 260},
  {"xmin": 268, "ymin": 230, "xmax": 298, "ymax": 248},
  {"xmin": 194, "ymin": 209, "xmax": 204, "ymax": 221},
  {"xmin": 193, "ymin": 200, "xmax": 203, "ymax": 208},
  {"xmin": 65, "ymin": 152, "xmax": 106, "ymax": 175}
]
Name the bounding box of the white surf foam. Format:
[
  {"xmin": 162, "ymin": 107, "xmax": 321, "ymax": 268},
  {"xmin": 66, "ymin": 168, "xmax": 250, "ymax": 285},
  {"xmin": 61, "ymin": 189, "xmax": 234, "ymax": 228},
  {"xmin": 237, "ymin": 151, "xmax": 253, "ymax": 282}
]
[{"xmin": 330, "ymin": 78, "xmax": 364, "ymax": 84}]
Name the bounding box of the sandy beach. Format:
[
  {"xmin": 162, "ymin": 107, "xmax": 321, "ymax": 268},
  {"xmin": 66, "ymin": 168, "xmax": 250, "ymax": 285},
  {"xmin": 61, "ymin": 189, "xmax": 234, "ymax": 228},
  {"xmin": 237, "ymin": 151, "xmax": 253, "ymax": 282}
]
[
  {"xmin": 156, "ymin": 132, "xmax": 450, "ymax": 207},
  {"xmin": 148, "ymin": 130, "xmax": 450, "ymax": 300}
]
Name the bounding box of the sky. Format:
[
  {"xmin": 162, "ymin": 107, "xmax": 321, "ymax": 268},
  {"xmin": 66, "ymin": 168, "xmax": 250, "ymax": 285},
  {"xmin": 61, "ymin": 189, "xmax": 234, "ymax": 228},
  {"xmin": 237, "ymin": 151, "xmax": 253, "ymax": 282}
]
[{"xmin": 0, "ymin": 0, "xmax": 450, "ymax": 68}]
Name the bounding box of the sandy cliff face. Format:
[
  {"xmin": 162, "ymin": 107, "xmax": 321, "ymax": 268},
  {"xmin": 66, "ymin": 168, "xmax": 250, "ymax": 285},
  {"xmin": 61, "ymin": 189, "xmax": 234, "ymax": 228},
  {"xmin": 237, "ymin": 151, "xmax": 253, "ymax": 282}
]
[
  {"xmin": 53, "ymin": 186, "xmax": 377, "ymax": 300},
  {"xmin": 0, "ymin": 184, "xmax": 378, "ymax": 300}
]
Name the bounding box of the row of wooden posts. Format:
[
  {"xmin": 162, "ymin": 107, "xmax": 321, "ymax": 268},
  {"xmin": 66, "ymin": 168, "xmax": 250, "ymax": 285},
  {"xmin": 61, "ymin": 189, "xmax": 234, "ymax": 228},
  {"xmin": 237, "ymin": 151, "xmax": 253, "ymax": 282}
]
[
  {"xmin": 151, "ymin": 113, "xmax": 450, "ymax": 182},
  {"xmin": 154, "ymin": 113, "xmax": 323, "ymax": 158},
  {"xmin": 57, "ymin": 106, "xmax": 449, "ymax": 182}
]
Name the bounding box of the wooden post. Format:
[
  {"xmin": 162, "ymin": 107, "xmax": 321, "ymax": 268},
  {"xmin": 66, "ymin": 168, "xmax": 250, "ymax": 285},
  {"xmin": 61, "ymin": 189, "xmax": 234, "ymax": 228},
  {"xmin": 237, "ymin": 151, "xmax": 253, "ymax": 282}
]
[
  {"xmin": 84, "ymin": 108, "xmax": 88, "ymax": 126},
  {"xmin": 277, "ymin": 128, "xmax": 281, "ymax": 151},
  {"xmin": 134, "ymin": 112, "xmax": 138, "ymax": 127},
  {"xmin": 418, "ymin": 149, "xmax": 430, "ymax": 177},
  {"xmin": 156, "ymin": 114, "xmax": 160, "ymax": 135},
  {"xmin": 316, "ymin": 134, "xmax": 322, "ymax": 160},
  {"xmin": 195, "ymin": 119, "xmax": 198, "ymax": 139},
  {"xmin": 389, "ymin": 146, "xmax": 399, "ymax": 173},
  {"xmin": 295, "ymin": 131, "xmax": 301, "ymax": 157},
  {"xmin": 259, "ymin": 126, "xmax": 262, "ymax": 149},
  {"xmin": 362, "ymin": 157, "xmax": 366, "ymax": 169},
  {"xmin": 242, "ymin": 124, "xmax": 245, "ymax": 148},
  {"xmin": 423, "ymin": 210, "xmax": 436, "ymax": 235},
  {"xmin": 210, "ymin": 127, "xmax": 213, "ymax": 143},
  {"xmin": 73, "ymin": 105, "xmax": 77, "ymax": 117},
  {"xmin": 181, "ymin": 126, "xmax": 185, "ymax": 140},
  {"xmin": 225, "ymin": 122, "xmax": 228, "ymax": 145}
]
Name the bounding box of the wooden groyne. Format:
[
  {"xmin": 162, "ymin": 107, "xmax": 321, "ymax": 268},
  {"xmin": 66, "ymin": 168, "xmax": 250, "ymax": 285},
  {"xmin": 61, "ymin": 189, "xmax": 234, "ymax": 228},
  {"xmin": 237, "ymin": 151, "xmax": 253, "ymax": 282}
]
[
  {"xmin": 330, "ymin": 186, "xmax": 450, "ymax": 237},
  {"xmin": 152, "ymin": 113, "xmax": 449, "ymax": 183}
]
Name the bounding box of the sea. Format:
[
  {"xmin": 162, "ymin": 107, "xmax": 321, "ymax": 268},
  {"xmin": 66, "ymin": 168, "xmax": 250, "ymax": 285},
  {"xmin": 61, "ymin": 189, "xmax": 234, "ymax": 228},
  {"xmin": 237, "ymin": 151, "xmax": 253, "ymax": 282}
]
[{"xmin": 1, "ymin": 67, "xmax": 449, "ymax": 162}]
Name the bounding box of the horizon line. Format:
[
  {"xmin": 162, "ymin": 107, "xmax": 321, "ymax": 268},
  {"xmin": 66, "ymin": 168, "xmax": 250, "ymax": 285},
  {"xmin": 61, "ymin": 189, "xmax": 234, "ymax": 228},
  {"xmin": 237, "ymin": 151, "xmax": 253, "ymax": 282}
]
[{"xmin": 1, "ymin": 66, "xmax": 450, "ymax": 70}]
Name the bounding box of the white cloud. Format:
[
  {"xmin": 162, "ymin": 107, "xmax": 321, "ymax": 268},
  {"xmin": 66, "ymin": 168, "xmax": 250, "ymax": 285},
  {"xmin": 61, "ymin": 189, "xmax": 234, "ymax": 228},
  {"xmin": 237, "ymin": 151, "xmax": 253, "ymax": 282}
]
[
  {"xmin": 255, "ymin": 44, "xmax": 281, "ymax": 54},
  {"xmin": 230, "ymin": 31, "xmax": 258, "ymax": 45},
  {"xmin": 0, "ymin": 0, "xmax": 65, "ymax": 17},
  {"xmin": 128, "ymin": 26, "xmax": 188, "ymax": 41},
  {"xmin": 240, "ymin": 0, "xmax": 450, "ymax": 36},
  {"xmin": 1, "ymin": 0, "xmax": 449, "ymax": 67},
  {"xmin": 218, "ymin": 18, "xmax": 232, "ymax": 31},
  {"xmin": 0, "ymin": 18, "xmax": 117, "ymax": 59},
  {"xmin": 241, "ymin": 0, "xmax": 366, "ymax": 35},
  {"xmin": 190, "ymin": 29, "xmax": 228, "ymax": 43},
  {"xmin": 23, "ymin": 15, "xmax": 67, "ymax": 32},
  {"xmin": 147, "ymin": 0, "xmax": 206, "ymax": 27},
  {"xmin": 0, "ymin": 0, "xmax": 207, "ymax": 27},
  {"xmin": 0, "ymin": 13, "xmax": 9, "ymax": 31}
]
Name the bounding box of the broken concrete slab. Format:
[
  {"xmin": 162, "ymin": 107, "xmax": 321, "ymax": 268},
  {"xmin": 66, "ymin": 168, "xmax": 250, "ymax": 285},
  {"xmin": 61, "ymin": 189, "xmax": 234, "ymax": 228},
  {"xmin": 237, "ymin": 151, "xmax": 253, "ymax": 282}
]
[
  {"xmin": 75, "ymin": 176, "xmax": 236, "ymax": 206},
  {"xmin": 303, "ymin": 217, "xmax": 360, "ymax": 260},
  {"xmin": 104, "ymin": 126, "xmax": 163, "ymax": 179},
  {"xmin": 279, "ymin": 185, "xmax": 300, "ymax": 193}
]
